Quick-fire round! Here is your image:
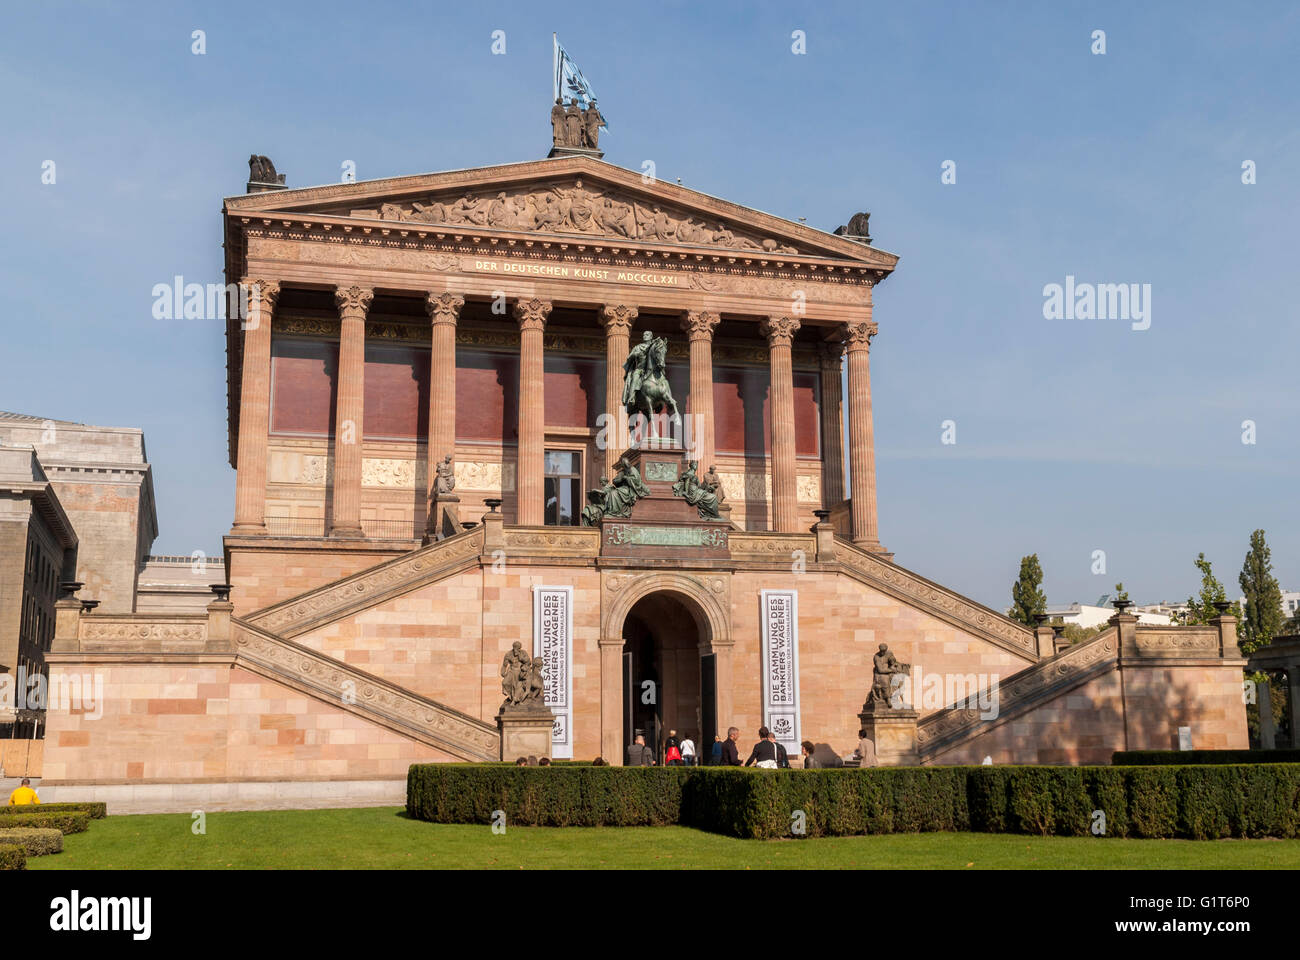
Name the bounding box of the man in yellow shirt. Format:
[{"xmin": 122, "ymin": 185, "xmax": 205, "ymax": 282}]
[{"xmin": 7, "ymin": 778, "xmax": 39, "ymax": 806}]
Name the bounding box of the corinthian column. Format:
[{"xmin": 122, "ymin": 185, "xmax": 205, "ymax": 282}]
[
  {"xmin": 760, "ymin": 315, "xmax": 800, "ymax": 533},
  {"xmin": 818, "ymin": 340, "xmax": 846, "ymax": 506},
  {"xmin": 231, "ymin": 278, "xmax": 279, "ymax": 534},
  {"xmin": 601, "ymin": 303, "xmax": 637, "ymax": 476},
  {"xmin": 681, "ymin": 310, "xmax": 721, "ymax": 472},
  {"xmin": 844, "ymin": 317, "xmax": 883, "ymax": 551},
  {"xmin": 514, "ymin": 297, "xmax": 552, "ymax": 525},
  {"xmin": 330, "ymin": 284, "xmax": 373, "ymax": 538},
  {"xmin": 425, "ymin": 292, "xmax": 464, "ymax": 527}
]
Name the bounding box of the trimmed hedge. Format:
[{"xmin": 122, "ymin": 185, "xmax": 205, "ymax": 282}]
[
  {"xmin": 0, "ymin": 827, "xmax": 63, "ymax": 857},
  {"xmin": 407, "ymin": 764, "xmax": 694, "ymax": 826},
  {"xmin": 407, "ymin": 762, "xmax": 1300, "ymax": 840},
  {"xmin": 0, "ymin": 802, "xmax": 107, "ymax": 819},
  {"xmin": 1113, "ymin": 749, "xmax": 1300, "ymax": 766},
  {"xmin": 0, "ymin": 844, "xmax": 26, "ymax": 870},
  {"xmin": 0, "ymin": 812, "xmax": 90, "ymax": 835}
]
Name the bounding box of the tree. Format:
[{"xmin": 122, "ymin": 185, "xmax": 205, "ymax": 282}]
[
  {"xmin": 1113, "ymin": 582, "xmax": 1130, "ymax": 602},
  {"xmin": 1179, "ymin": 552, "xmax": 1230, "ymax": 625},
  {"xmin": 1238, "ymin": 529, "xmax": 1284, "ymax": 655},
  {"xmin": 1008, "ymin": 554, "xmax": 1047, "ymax": 626}
]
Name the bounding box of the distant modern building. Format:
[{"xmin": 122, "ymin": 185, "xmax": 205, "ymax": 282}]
[{"xmin": 1046, "ymin": 601, "xmax": 1172, "ymax": 628}]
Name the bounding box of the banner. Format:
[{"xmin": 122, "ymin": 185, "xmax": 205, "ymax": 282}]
[
  {"xmin": 760, "ymin": 589, "xmax": 801, "ymax": 756},
  {"xmin": 532, "ymin": 585, "xmax": 574, "ymax": 757}
]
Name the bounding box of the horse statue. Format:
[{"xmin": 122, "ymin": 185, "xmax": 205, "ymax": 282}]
[{"xmin": 622, "ymin": 330, "xmax": 680, "ymax": 440}]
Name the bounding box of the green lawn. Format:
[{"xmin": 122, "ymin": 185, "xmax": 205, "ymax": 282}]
[{"xmin": 26, "ymin": 806, "xmax": 1300, "ymax": 869}]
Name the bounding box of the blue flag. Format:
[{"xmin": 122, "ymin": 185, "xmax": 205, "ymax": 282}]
[{"xmin": 553, "ymin": 35, "xmax": 609, "ymax": 133}]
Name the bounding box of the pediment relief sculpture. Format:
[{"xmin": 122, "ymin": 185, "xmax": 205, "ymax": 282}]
[{"xmin": 361, "ymin": 179, "xmax": 800, "ymax": 255}]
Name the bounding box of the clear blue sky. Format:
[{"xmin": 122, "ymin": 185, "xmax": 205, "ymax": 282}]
[{"xmin": 2, "ymin": 1, "xmax": 1296, "ymax": 610}]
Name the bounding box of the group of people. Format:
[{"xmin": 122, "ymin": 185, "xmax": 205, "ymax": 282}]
[
  {"xmin": 624, "ymin": 726, "xmax": 880, "ymax": 769},
  {"xmin": 625, "ymin": 730, "xmax": 699, "ymax": 766}
]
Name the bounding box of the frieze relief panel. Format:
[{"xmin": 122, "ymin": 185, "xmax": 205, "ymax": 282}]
[
  {"xmin": 345, "ymin": 178, "xmax": 801, "ymax": 255},
  {"xmin": 455, "ymin": 460, "xmax": 516, "ymax": 493},
  {"xmin": 270, "ymin": 453, "xmax": 514, "ymax": 492},
  {"xmin": 718, "ymin": 472, "xmax": 821, "ymax": 503},
  {"xmin": 364, "ymin": 458, "xmax": 416, "ymax": 487}
]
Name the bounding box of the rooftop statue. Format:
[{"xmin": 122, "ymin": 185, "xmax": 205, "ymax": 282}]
[{"xmin": 247, "ymin": 154, "xmax": 285, "ymax": 186}]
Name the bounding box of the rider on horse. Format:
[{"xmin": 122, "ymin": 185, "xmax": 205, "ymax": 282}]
[{"xmin": 622, "ymin": 330, "xmax": 680, "ymax": 438}]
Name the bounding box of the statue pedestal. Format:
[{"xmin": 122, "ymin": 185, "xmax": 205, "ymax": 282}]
[
  {"xmin": 598, "ymin": 445, "xmax": 730, "ymax": 560},
  {"xmin": 858, "ymin": 705, "xmax": 920, "ymax": 766},
  {"xmin": 498, "ymin": 707, "xmax": 554, "ymax": 761},
  {"xmin": 423, "ymin": 494, "xmax": 461, "ymax": 545},
  {"xmin": 547, "ymin": 144, "xmax": 604, "ymax": 161}
]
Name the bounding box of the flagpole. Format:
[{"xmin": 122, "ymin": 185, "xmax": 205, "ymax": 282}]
[{"xmin": 552, "ymin": 33, "xmax": 558, "ymax": 102}]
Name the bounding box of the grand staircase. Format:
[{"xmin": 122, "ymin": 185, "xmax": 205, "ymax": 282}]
[
  {"xmin": 916, "ymin": 627, "xmax": 1120, "ymax": 760},
  {"xmin": 235, "ymin": 526, "xmax": 499, "ymax": 761}
]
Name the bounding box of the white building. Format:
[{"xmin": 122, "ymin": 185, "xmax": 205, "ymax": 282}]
[{"xmin": 1046, "ymin": 601, "xmax": 1173, "ymax": 629}]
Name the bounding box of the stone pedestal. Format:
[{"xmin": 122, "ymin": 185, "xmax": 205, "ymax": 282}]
[
  {"xmin": 424, "ymin": 494, "xmax": 461, "ymax": 544},
  {"xmin": 598, "ymin": 444, "xmax": 731, "ymax": 560},
  {"xmin": 498, "ymin": 708, "xmax": 554, "ymax": 761},
  {"xmin": 858, "ymin": 706, "xmax": 920, "ymax": 766}
]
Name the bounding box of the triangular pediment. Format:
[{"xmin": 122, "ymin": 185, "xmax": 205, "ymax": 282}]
[{"xmin": 225, "ymin": 156, "xmax": 897, "ymax": 271}]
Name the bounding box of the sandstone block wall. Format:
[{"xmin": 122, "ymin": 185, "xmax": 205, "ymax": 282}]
[{"xmin": 40, "ymin": 661, "xmax": 454, "ymax": 785}]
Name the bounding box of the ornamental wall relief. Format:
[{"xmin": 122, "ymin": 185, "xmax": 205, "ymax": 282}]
[
  {"xmin": 717, "ymin": 472, "xmax": 821, "ymax": 503},
  {"xmin": 351, "ymin": 179, "xmax": 800, "ymax": 255},
  {"xmin": 272, "ymin": 453, "xmax": 515, "ymax": 492}
]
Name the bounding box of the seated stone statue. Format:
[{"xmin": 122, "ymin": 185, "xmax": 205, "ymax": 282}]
[
  {"xmin": 672, "ymin": 459, "xmax": 721, "ymax": 520},
  {"xmin": 581, "ymin": 479, "xmax": 609, "ymax": 526}
]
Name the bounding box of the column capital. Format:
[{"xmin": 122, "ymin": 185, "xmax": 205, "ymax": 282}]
[
  {"xmin": 843, "ymin": 319, "xmax": 879, "ymax": 351},
  {"xmin": 817, "ymin": 339, "xmax": 844, "ymax": 368},
  {"xmin": 425, "ymin": 291, "xmax": 464, "ymax": 326},
  {"xmin": 514, "ymin": 297, "xmax": 552, "ymax": 331},
  {"xmin": 681, "ymin": 310, "xmax": 721, "ymax": 342},
  {"xmin": 240, "ymin": 277, "xmax": 280, "ymax": 310},
  {"xmin": 601, "ymin": 303, "xmax": 638, "ymax": 334},
  {"xmin": 760, "ymin": 315, "xmax": 801, "ymax": 347},
  {"xmin": 335, "ymin": 284, "xmax": 374, "ymax": 319}
]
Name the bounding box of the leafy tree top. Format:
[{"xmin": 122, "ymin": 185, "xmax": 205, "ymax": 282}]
[
  {"xmin": 1009, "ymin": 553, "xmax": 1047, "ymax": 626},
  {"xmin": 1239, "ymin": 529, "xmax": 1283, "ymax": 655}
]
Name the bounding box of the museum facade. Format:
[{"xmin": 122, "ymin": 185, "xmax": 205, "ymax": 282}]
[{"xmin": 37, "ymin": 150, "xmax": 1247, "ymax": 807}]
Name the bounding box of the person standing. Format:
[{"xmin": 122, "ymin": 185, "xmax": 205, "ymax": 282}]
[
  {"xmin": 771, "ymin": 731, "xmax": 790, "ymax": 769},
  {"xmin": 664, "ymin": 728, "xmax": 681, "ymax": 765},
  {"xmin": 854, "ymin": 730, "xmax": 878, "ymax": 768},
  {"xmin": 744, "ymin": 727, "xmax": 780, "ymax": 768},
  {"xmin": 710, "ymin": 735, "xmax": 723, "ymax": 766},
  {"xmin": 627, "ymin": 733, "xmax": 655, "ymax": 766},
  {"xmin": 720, "ymin": 727, "xmax": 741, "ymax": 766},
  {"xmin": 801, "ymin": 741, "xmax": 819, "ymax": 769},
  {"xmin": 680, "ymin": 732, "xmax": 697, "ymax": 767}
]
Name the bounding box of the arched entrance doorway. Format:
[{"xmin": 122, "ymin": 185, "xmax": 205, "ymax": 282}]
[{"xmin": 621, "ymin": 592, "xmax": 715, "ymax": 764}]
